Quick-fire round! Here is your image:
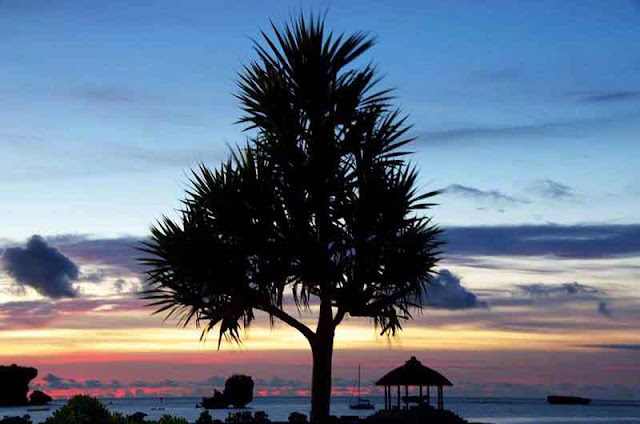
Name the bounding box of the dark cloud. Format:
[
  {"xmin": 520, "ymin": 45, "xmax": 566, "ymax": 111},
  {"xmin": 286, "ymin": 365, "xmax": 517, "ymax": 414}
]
[
  {"xmin": 43, "ymin": 373, "xmax": 83, "ymax": 390},
  {"xmin": 526, "ymin": 179, "xmax": 577, "ymax": 200},
  {"xmin": 33, "ymin": 374, "xmax": 316, "ymax": 396},
  {"xmin": 582, "ymin": 344, "xmax": 640, "ymax": 351},
  {"xmin": 442, "ymin": 184, "xmax": 530, "ymax": 204},
  {"xmin": 580, "ymin": 91, "xmax": 640, "ymax": 103},
  {"xmin": 425, "ymin": 269, "xmax": 487, "ymax": 309},
  {"xmin": 483, "ymin": 282, "xmax": 615, "ymax": 320},
  {"xmin": 444, "ymin": 224, "xmax": 640, "ymax": 259},
  {"xmin": 255, "ymin": 377, "xmax": 305, "ymax": 388},
  {"xmin": 2, "ymin": 235, "xmax": 79, "ymax": 298},
  {"xmin": 516, "ymin": 282, "xmax": 601, "ymax": 297},
  {"xmin": 598, "ymin": 300, "xmax": 613, "ymax": 317}
]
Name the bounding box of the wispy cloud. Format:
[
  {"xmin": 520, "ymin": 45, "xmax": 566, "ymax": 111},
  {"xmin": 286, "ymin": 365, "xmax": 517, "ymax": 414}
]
[
  {"xmin": 582, "ymin": 344, "xmax": 640, "ymax": 351},
  {"xmin": 516, "ymin": 282, "xmax": 602, "ymax": 297},
  {"xmin": 418, "ymin": 114, "xmax": 639, "ymax": 144},
  {"xmin": 442, "ymin": 184, "xmax": 530, "ymax": 204},
  {"xmin": 580, "ymin": 90, "xmax": 640, "ymax": 103},
  {"xmin": 444, "ymin": 224, "xmax": 640, "ymax": 259},
  {"xmin": 69, "ymin": 86, "xmax": 136, "ymax": 104},
  {"xmin": 526, "ymin": 179, "xmax": 577, "ymax": 200},
  {"xmin": 0, "ymin": 298, "xmax": 144, "ymax": 330}
]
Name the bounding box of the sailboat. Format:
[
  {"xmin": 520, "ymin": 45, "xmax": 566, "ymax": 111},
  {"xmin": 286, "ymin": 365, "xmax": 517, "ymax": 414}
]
[
  {"xmin": 349, "ymin": 365, "xmax": 375, "ymax": 410},
  {"xmin": 151, "ymin": 396, "xmax": 165, "ymax": 411}
]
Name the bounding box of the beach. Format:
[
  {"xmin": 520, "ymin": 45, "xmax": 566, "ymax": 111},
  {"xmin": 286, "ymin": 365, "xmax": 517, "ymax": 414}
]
[{"xmin": 1, "ymin": 396, "xmax": 639, "ymax": 424}]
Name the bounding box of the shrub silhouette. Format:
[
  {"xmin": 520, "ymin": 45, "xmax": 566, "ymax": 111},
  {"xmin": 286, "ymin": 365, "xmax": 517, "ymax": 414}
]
[{"xmin": 44, "ymin": 395, "xmax": 110, "ymax": 424}]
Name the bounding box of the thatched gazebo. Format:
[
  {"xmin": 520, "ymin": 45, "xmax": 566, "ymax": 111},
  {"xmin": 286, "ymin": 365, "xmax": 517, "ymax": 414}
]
[{"xmin": 375, "ymin": 356, "xmax": 453, "ymax": 410}]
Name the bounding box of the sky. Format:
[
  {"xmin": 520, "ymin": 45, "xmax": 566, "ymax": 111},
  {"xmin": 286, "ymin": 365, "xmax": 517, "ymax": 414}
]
[{"xmin": 1, "ymin": 0, "xmax": 639, "ymax": 400}]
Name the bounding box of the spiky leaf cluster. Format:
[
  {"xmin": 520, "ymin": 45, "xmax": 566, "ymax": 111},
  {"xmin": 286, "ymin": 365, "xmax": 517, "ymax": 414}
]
[{"xmin": 141, "ymin": 15, "xmax": 442, "ymax": 346}]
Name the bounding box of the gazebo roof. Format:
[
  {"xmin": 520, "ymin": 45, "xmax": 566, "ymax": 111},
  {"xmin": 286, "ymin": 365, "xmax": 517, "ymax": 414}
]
[{"xmin": 375, "ymin": 356, "xmax": 453, "ymax": 387}]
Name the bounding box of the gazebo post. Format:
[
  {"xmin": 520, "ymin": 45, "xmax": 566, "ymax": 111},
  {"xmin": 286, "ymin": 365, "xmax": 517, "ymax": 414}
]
[
  {"xmin": 404, "ymin": 385, "xmax": 408, "ymax": 409},
  {"xmin": 397, "ymin": 385, "xmax": 400, "ymax": 409},
  {"xmin": 383, "ymin": 385, "xmax": 386, "ymax": 409},
  {"xmin": 386, "ymin": 385, "xmax": 389, "ymax": 409},
  {"xmin": 427, "ymin": 385, "xmax": 430, "ymax": 405},
  {"xmin": 419, "ymin": 385, "xmax": 422, "ymax": 403},
  {"xmin": 437, "ymin": 385, "xmax": 443, "ymax": 410}
]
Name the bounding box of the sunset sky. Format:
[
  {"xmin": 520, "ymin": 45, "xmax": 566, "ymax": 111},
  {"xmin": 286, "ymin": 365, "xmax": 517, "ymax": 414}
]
[{"xmin": 1, "ymin": 1, "xmax": 639, "ymax": 400}]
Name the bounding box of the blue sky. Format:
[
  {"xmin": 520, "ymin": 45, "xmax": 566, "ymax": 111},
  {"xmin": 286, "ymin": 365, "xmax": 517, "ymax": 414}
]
[{"xmin": 1, "ymin": 0, "xmax": 639, "ymax": 238}]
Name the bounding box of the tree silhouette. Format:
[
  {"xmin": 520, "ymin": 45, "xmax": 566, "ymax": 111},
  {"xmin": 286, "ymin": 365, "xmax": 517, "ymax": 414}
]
[{"xmin": 140, "ymin": 15, "xmax": 442, "ymax": 423}]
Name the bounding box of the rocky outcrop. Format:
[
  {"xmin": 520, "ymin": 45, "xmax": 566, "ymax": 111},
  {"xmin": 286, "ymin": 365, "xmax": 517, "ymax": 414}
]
[
  {"xmin": 0, "ymin": 365, "xmax": 38, "ymax": 406},
  {"xmin": 29, "ymin": 390, "xmax": 52, "ymax": 406},
  {"xmin": 223, "ymin": 374, "xmax": 254, "ymax": 408},
  {"xmin": 200, "ymin": 374, "xmax": 254, "ymax": 409}
]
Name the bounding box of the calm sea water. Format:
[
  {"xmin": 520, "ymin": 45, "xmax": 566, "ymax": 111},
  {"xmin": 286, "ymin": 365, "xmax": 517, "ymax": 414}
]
[{"xmin": 1, "ymin": 396, "xmax": 639, "ymax": 423}]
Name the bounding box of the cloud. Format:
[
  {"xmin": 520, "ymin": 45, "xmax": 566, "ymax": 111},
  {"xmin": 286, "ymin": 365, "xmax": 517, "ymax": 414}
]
[
  {"xmin": 42, "ymin": 373, "xmax": 84, "ymax": 390},
  {"xmin": 417, "ymin": 113, "xmax": 640, "ymax": 144},
  {"xmin": 2, "ymin": 235, "xmax": 79, "ymax": 298},
  {"xmin": 32, "ymin": 373, "xmax": 316, "ymax": 397},
  {"xmin": 582, "ymin": 344, "xmax": 640, "ymax": 351},
  {"xmin": 0, "ymin": 298, "xmax": 146, "ymax": 330},
  {"xmin": 526, "ymin": 179, "xmax": 577, "ymax": 200},
  {"xmin": 51, "ymin": 235, "xmax": 143, "ymax": 275},
  {"xmin": 442, "ymin": 184, "xmax": 530, "ymax": 204},
  {"xmin": 580, "ymin": 91, "xmax": 640, "ymax": 103},
  {"xmin": 485, "ymin": 282, "xmax": 615, "ymax": 319},
  {"xmin": 68, "ymin": 86, "xmax": 136, "ymax": 104},
  {"xmin": 444, "ymin": 224, "xmax": 640, "ymax": 259},
  {"xmin": 516, "ymin": 282, "xmax": 601, "ymax": 297},
  {"xmin": 425, "ymin": 269, "xmax": 487, "ymax": 309},
  {"xmin": 598, "ymin": 300, "xmax": 613, "ymax": 317},
  {"xmin": 0, "ymin": 301, "xmax": 58, "ymax": 329}
]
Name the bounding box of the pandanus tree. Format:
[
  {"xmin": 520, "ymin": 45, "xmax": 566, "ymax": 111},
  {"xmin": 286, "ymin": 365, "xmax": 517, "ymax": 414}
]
[{"xmin": 140, "ymin": 15, "xmax": 442, "ymax": 423}]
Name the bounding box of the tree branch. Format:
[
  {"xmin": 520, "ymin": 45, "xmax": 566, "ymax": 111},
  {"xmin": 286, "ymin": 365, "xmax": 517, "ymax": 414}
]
[{"xmin": 260, "ymin": 304, "xmax": 316, "ymax": 343}]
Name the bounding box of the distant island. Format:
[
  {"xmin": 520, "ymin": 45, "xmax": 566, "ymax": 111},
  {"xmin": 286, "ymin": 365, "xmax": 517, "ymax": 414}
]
[{"xmin": 0, "ymin": 364, "xmax": 52, "ymax": 407}]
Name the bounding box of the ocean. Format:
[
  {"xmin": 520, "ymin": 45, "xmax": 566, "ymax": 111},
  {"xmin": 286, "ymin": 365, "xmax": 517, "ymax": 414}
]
[{"xmin": 1, "ymin": 396, "xmax": 639, "ymax": 424}]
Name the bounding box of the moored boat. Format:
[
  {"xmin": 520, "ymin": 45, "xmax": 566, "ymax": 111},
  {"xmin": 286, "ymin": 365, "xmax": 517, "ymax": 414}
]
[
  {"xmin": 349, "ymin": 365, "xmax": 375, "ymax": 410},
  {"xmin": 547, "ymin": 395, "xmax": 591, "ymax": 405}
]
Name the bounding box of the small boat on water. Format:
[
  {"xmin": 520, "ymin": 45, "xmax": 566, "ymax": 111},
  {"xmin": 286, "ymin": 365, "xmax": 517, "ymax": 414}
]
[
  {"xmin": 547, "ymin": 395, "xmax": 591, "ymax": 405},
  {"xmin": 27, "ymin": 407, "xmax": 50, "ymax": 412},
  {"xmin": 151, "ymin": 396, "xmax": 165, "ymax": 411},
  {"xmin": 349, "ymin": 365, "xmax": 375, "ymax": 410}
]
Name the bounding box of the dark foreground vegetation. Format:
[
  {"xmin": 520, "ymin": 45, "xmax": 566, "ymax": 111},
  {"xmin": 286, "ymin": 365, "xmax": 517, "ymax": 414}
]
[{"xmin": 0, "ymin": 395, "xmax": 485, "ymax": 424}]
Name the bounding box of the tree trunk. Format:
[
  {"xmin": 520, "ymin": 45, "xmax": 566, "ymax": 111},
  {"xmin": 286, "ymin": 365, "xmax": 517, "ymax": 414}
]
[
  {"xmin": 310, "ymin": 300, "xmax": 335, "ymax": 424},
  {"xmin": 310, "ymin": 331, "xmax": 334, "ymax": 423}
]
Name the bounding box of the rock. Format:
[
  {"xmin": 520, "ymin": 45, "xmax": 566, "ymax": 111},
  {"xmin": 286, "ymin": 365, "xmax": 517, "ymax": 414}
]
[
  {"xmin": 0, "ymin": 365, "xmax": 38, "ymax": 407},
  {"xmin": 29, "ymin": 390, "xmax": 52, "ymax": 406},
  {"xmin": 200, "ymin": 389, "xmax": 227, "ymax": 409},
  {"xmin": 223, "ymin": 375, "xmax": 254, "ymax": 408}
]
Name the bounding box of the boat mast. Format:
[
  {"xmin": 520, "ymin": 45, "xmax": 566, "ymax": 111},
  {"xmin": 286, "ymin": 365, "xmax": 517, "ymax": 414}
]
[{"xmin": 358, "ymin": 365, "xmax": 361, "ymax": 399}]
